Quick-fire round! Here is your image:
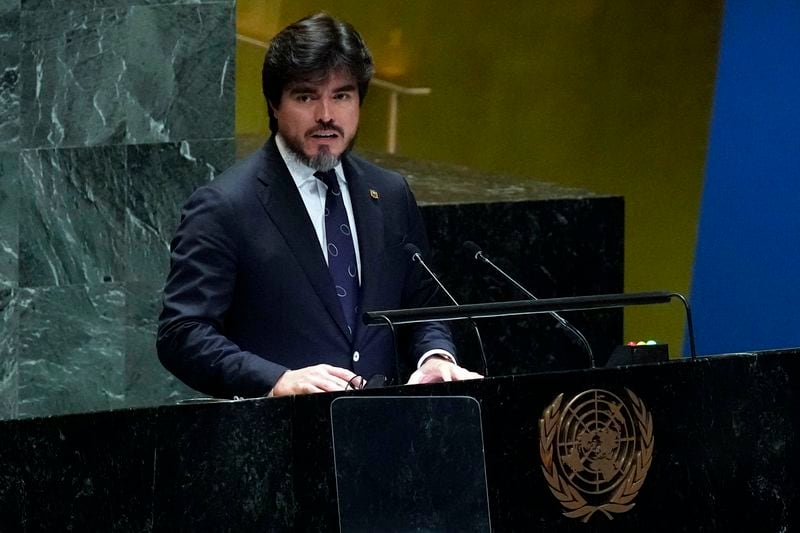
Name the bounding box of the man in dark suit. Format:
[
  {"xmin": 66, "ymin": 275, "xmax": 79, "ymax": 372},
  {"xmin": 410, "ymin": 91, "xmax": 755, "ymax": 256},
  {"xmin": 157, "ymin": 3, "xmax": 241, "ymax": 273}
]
[{"xmin": 157, "ymin": 13, "xmax": 481, "ymax": 398}]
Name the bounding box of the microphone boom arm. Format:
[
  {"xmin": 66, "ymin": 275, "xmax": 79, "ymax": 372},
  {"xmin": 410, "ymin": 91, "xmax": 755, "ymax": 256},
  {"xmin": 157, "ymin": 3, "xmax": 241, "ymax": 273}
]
[{"xmin": 363, "ymin": 291, "xmax": 698, "ymax": 361}]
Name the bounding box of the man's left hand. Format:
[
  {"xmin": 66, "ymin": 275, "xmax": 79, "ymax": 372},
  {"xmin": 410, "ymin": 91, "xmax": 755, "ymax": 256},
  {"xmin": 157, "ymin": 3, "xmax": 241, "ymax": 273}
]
[{"xmin": 406, "ymin": 356, "xmax": 483, "ymax": 385}]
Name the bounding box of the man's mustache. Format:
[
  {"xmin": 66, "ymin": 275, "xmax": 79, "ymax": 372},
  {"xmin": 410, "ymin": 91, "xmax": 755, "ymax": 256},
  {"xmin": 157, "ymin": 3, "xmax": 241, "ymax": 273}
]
[{"xmin": 307, "ymin": 122, "xmax": 344, "ymax": 137}]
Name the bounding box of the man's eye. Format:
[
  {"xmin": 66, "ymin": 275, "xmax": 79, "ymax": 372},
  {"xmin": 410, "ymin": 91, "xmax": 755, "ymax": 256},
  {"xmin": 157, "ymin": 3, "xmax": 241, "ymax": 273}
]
[
  {"xmin": 295, "ymin": 94, "xmax": 313, "ymax": 103},
  {"xmin": 334, "ymin": 93, "xmax": 352, "ymax": 101}
]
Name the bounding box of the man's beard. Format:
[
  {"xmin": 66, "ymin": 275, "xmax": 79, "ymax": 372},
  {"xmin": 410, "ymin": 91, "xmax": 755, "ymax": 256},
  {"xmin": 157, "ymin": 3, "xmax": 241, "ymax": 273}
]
[
  {"xmin": 307, "ymin": 148, "xmax": 340, "ymax": 172},
  {"xmin": 284, "ymin": 129, "xmax": 357, "ymax": 172}
]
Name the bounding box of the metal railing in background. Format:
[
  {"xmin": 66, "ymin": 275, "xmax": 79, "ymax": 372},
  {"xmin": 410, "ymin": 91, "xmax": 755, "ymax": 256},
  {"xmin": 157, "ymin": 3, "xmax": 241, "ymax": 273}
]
[{"xmin": 368, "ymin": 78, "xmax": 430, "ymax": 154}]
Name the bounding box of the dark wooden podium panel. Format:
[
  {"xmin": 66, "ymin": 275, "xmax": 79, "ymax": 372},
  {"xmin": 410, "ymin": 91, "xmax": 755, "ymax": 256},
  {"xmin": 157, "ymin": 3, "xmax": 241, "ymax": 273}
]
[{"xmin": 0, "ymin": 349, "xmax": 798, "ymax": 532}]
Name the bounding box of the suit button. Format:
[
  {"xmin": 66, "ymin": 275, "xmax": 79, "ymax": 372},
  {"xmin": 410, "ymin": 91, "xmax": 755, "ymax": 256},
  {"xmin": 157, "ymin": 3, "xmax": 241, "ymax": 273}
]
[{"xmin": 352, "ymin": 351, "xmax": 360, "ymax": 362}]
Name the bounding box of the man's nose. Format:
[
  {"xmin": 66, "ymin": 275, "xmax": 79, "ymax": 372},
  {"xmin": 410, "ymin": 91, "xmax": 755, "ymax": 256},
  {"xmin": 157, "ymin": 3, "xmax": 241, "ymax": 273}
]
[{"xmin": 315, "ymin": 98, "xmax": 332, "ymax": 123}]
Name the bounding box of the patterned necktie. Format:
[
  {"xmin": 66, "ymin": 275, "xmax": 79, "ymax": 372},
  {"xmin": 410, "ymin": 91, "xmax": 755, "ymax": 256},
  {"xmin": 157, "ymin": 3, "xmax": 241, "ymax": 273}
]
[{"xmin": 315, "ymin": 169, "xmax": 360, "ymax": 336}]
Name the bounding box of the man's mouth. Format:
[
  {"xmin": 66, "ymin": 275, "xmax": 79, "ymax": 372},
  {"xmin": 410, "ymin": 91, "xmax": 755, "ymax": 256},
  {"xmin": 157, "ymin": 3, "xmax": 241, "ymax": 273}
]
[{"xmin": 308, "ymin": 128, "xmax": 342, "ymax": 140}]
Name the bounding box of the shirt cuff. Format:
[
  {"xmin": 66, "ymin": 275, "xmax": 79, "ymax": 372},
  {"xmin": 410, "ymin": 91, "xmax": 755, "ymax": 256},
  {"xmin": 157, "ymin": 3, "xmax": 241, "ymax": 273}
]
[{"xmin": 417, "ymin": 349, "xmax": 457, "ymax": 369}]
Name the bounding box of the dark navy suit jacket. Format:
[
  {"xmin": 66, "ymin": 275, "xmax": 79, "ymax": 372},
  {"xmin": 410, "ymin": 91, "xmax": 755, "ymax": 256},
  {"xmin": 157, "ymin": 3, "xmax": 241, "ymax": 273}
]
[{"xmin": 157, "ymin": 137, "xmax": 455, "ymax": 398}]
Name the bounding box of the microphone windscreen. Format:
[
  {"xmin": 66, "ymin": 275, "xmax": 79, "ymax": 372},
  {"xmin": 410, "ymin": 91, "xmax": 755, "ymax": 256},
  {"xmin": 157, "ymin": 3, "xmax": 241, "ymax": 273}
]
[
  {"xmin": 403, "ymin": 242, "xmax": 422, "ymax": 259},
  {"xmin": 463, "ymin": 240, "xmax": 482, "ymax": 258}
]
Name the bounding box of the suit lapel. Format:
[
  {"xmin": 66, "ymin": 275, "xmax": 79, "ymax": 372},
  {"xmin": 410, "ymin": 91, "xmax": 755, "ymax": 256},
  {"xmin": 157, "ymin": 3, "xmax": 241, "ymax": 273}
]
[{"xmin": 255, "ymin": 139, "xmax": 352, "ymax": 339}]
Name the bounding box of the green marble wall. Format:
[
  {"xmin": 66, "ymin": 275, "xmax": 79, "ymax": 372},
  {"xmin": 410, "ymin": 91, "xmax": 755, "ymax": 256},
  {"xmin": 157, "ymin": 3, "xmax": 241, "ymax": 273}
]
[{"xmin": 0, "ymin": 0, "xmax": 235, "ymax": 419}]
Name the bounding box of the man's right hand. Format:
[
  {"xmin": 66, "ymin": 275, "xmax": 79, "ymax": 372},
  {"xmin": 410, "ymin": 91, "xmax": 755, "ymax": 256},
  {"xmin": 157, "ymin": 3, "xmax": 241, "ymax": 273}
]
[{"xmin": 270, "ymin": 364, "xmax": 362, "ymax": 397}]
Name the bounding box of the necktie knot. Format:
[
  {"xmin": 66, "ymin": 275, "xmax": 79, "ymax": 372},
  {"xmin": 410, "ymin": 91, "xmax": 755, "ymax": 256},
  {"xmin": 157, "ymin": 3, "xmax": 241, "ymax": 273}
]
[{"xmin": 314, "ymin": 169, "xmax": 338, "ymax": 192}]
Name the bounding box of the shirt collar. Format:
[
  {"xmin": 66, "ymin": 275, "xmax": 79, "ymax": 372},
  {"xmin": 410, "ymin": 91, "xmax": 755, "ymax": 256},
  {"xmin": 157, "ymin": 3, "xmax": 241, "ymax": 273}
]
[{"xmin": 275, "ymin": 133, "xmax": 345, "ymax": 189}]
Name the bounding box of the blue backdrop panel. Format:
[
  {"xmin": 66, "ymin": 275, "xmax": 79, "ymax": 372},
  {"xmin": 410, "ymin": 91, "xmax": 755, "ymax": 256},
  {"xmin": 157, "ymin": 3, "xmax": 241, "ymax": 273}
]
[{"xmin": 691, "ymin": 0, "xmax": 800, "ymax": 355}]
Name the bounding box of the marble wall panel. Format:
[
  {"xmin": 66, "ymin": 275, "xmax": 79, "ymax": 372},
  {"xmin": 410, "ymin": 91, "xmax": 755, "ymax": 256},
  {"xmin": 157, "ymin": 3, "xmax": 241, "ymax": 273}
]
[
  {"xmin": 0, "ymin": 0, "xmax": 238, "ymax": 420},
  {"xmin": 123, "ymin": 281, "xmax": 196, "ymax": 408},
  {"xmin": 19, "ymin": 146, "xmax": 127, "ymax": 287},
  {"xmin": 20, "ymin": 7, "xmax": 127, "ymax": 148},
  {"xmin": 125, "ymin": 2, "xmax": 234, "ymax": 143},
  {"xmin": 16, "ymin": 283, "xmax": 126, "ymax": 418},
  {"xmin": 0, "ymin": 152, "xmax": 18, "ymax": 288},
  {"xmin": 0, "ymin": 1, "xmax": 19, "ymax": 12},
  {"xmin": 126, "ymin": 138, "xmax": 234, "ymax": 284},
  {"xmin": 0, "ymin": 2, "xmax": 20, "ymax": 150},
  {"xmin": 0, "ymin": 288, "xmax": 19, "ymax": 420},
  {"xmin": 20, "ymin": 0, "xmax": 232, "ymax": 11},
  {"xmin": 123, "ymin": 139, "xmax": 234, "ymax": 407},
  {"xmin": 17, "ymin": 1, "xmax": 233, "ymax": 150}
]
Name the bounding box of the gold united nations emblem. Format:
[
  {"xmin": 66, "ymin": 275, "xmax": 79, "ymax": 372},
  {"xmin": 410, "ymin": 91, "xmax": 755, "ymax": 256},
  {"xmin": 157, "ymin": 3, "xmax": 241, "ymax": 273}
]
[{"xmin": 539, "ymin": 388, "xmax": 654, "ymax": 522}]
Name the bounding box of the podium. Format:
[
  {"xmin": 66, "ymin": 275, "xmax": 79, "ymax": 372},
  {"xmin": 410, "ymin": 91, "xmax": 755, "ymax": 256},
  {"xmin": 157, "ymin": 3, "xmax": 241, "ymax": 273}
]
[{"xmin": 0, "ymin": 349, "xmax": 798, "ymax": 531}]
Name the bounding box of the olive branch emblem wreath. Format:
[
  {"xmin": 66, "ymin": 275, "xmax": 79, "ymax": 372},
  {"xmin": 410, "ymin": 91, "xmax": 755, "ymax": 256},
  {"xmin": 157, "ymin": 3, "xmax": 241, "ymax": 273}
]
[{"xmin": 538, "ymin": 388, "xmax": 654, "ymax": 522}]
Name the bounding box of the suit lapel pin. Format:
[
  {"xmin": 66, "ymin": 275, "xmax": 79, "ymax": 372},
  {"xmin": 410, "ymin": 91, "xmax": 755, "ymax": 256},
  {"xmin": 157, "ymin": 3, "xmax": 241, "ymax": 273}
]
[{"xmin": 369, "ymin": 189, "xmax": 380, "ymax": 200}]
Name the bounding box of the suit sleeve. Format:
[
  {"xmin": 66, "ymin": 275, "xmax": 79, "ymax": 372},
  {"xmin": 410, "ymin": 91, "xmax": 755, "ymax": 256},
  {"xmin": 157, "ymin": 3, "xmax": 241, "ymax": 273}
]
[
  {"xmin": 399, "ymin": 181, "xmax": 458, "ymax": 361},
  {"xmin": 157, "ymin": 185, "xmax": 288, "ymax": 398}
]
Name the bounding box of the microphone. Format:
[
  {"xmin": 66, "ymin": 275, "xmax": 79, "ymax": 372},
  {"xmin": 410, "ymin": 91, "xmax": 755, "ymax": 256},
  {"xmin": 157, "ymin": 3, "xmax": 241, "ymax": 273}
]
[
  {"xmin": 404, "ymin": 243, "xmax": 489, "ymax": 376},
  {"xmin": 463, "ymin": 240, "xmax": 595, "ymax": 369},
  {"xmin": 405, "ymin": 243, "xmax": 461, "ymax": 305}
]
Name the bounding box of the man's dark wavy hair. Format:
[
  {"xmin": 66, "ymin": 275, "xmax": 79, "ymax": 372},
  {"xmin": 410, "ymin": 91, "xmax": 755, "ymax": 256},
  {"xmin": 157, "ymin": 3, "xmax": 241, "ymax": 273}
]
[{"xmin": 262, "ymin": 12, "xmax": 375, "ymax": 132}]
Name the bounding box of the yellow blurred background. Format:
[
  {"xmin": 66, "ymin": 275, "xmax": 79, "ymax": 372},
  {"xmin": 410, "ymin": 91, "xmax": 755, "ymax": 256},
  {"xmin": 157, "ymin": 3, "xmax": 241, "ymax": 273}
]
[{"xmin": 235, "ymin": 0, "xmax": 725, "ymax": 356}]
